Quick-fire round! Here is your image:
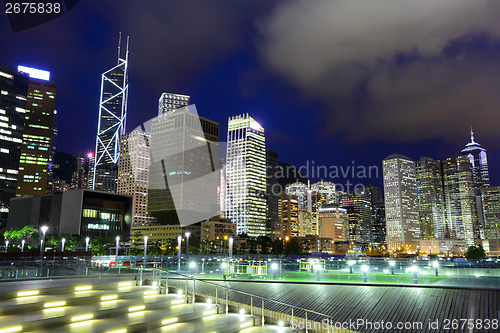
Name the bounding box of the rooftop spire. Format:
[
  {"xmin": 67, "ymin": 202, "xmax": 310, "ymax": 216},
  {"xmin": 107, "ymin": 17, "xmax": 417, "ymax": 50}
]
[{"xmin": 470, "ymin": 126, "xmax": 476, "ymax": 144}]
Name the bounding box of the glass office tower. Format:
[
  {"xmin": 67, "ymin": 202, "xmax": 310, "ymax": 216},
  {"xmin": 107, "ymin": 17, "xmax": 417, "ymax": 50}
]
[{"xmin": 225, "ymin": 114, "xmax": 267, "ymax": 236}]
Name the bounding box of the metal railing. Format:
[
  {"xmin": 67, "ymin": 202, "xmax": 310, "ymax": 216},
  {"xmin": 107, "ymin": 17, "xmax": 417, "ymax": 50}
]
[{"xmin": 158, "ymin": 268, "xmax": 335, "ymax": 333}]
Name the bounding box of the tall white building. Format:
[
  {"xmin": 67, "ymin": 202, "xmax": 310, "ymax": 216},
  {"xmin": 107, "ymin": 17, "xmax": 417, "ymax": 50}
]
[
  {"xmin": 225, "ymin": 114, "xmax": 267, "ymax": 236},
  {"xmin": 158, "ymin": 92, "xmax": 190, "ymax": 116},
  {"xmin": 383, "ymin": 154, "xmax": 420, "ymax": 252},
  {"xmin": 118, "ymin": 128, "xmax": 153, "ymax": 228}
]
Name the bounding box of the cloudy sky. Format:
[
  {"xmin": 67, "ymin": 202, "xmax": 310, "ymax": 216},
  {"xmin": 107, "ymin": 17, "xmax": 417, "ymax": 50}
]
[{"xmin": 2, "ymin": 0, "xmax": 500, "ymax": 187}]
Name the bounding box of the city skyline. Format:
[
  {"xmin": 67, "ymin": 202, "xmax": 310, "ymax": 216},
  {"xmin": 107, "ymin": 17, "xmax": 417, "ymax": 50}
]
[{"xmin": 2, "ymin": 1, "xmax": 500, "ymax": 189}]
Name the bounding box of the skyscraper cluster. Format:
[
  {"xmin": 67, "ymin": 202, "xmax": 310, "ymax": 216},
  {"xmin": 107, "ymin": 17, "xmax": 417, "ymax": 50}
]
[{"xmin": 383, "ymin": 130, "xmax": 496, "ymax": 254}]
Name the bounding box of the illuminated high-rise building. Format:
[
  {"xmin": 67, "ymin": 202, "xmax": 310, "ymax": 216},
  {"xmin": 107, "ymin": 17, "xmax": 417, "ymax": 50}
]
[
  {"xmin": 15, "ymin": 65, "xmax": 56, "ymax": 197},
  {"xmin": 383, "ymin": 154, "xmax": 420, "ymax": 252},
  {"xmin": 481, "ymin": 186, "xmax": 500, "ymax": 240},
  {"xmin": 278, "ymin": 193, "xmax": 299, "ymax": 238},
  {"xmin": 118, "ymin": 128, "xmax": 154, "ymax": 228},
  {"xmin": 341, "ymin": 193, "xmax": 372, "ymax": 243},
  {"xmin": 225, "ymin": 114, "xmax": 267, "ymax": 236},
  {"xmin": 461, "ymin": 129, "xmax": 490, "ymax": 194},
  {"xmin": 442, "ymin": 157, "xmax": 478, "ymax": 246},
  {"xmin": 92, "ymin": 34, "xmax": 129, "ymax": 193},
  {"xmin": 0, "ymin": 64, "xmax": 29, "ymax": 227},
  {"xmin": 158, "ymin": 92, "xmax": 190, "ymax": 116},
  {"xmin": 71, "ymin": 152, "xmax": 92, "ymax": 190},
  {"xmin": 318, "ymin": 205, "xmax": 348, "ymax": 243},
  {"xmin": 416, "ymin": 157, "xmax": 446, "ymax": 239},
  {"xmin": 371, "ymin": 202, "xmax": 386, "ymax": 246},
  {"xmin": 148, "ymin": 105, "xmax": 219, "ymax": 226},
  {"xmin": 460, "ymin": 129, "xmax": 490, "ymax": 238}
]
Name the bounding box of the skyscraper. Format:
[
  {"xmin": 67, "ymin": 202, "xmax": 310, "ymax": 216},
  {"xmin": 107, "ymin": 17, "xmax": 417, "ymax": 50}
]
[
  {"xmin": 416, "ymin": 157, "xmax": 446, "ymax": 239},
  {"xmin": 158, "ymin": 92, "xmax": 190, "ymax": 116},
  {"xmin": 15, "ymin": 66, "xmax": 57, "ymax": 197},
  {"xmin": 71, "ymin": 152, "xmax": 92, "ymax": 189},
  {"xmin": 93, "ymin": 34, "xmax": 129, "ymax": 193},
  {"xmin": 118, "ymin": 128, "xmax": 153, "ymax": 228},
  {"xmin": 148, "ymin": 105, "xmax": 219, "ymax": 226},
  {"xmin": 371, "ymin": 202, "xmax": 386, "ymax": 246},
  {"xmin": 460, "ymin": 129, "xmax": 490, "ymax": 238},
  {"xmin": 266, "ymin": 149, "xmax": 281, "ymax": 238},
  {"xmin": 442, "ymin": 157, "xmax": 478, "ymax": 246},
  {"xmin": 341, "ymin": 193, "xmax": 372, "ymax": 243},
  {"xmin": 481, "ymin": 186, "xmax": 500, "ymax": 240},
  {"xmin": 278, "ymin": 193, "xmax": 299, "ymax": 238},
  {"xmin": 461, "ymin": 129, "xmax": 490, "ymax": 194},
  {"xmin": 225, "ymin": 114, "xmax": 267, "ymax": 236},
  {"xmin": 0, "ymin": 64, "xmax": 29, "ymax": 227},
  {"xmin": 383, "ymin": 154, "xmax": 420, "ymax": 252}
]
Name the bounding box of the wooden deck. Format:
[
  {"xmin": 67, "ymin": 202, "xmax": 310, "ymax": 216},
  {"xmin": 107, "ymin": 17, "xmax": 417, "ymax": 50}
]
[{"xmin": 167, "ymin": 279, "xmax": 500, "ymax": 332}]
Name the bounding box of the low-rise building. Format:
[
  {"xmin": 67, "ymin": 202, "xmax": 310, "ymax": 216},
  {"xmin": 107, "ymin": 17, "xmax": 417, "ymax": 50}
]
[{"xmin": 7, "ymin": 189, "xmax": 132, "ymax": 237}]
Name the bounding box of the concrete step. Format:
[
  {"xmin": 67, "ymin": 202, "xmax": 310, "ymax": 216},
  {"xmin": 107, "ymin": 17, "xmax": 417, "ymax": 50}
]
[{"xmin": 0, "ymin": 293, "xmax": 196, "ymax": 331}]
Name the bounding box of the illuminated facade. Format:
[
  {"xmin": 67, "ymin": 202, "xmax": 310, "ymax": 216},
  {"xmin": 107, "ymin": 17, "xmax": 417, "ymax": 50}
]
[
  {"xmin": 311, "ymin": 181, "xmax": 337, "ymax": 205},
  {"xmin": 383, "ymin": 154, "xmax": 420, "ymax": 252},
  {"xmin": 0, "ymin": 64, "xmax": 29, "ymax": 227},
  {"xmin": 285, "ymin": 182, "xmax": 309, "ymax": 210},
  {"xmin": 442, "ymin": 157, "xmax": 478, "ymax": 246},
  {"xmin": 317, "ymin": 205, "xmax": 348, "ymax": 243},
  {"xmin": 225, "ymin": 114, "xmax": 267, "ymax": 236},
  {"xmin": 71, "ymin": 152, "xmax": 92, "ymax": 189},
  {"xmin": 416, "ymin": 157, "xmax": 446, "ymax": 239},
  {"xmin": 148, "ymin": 105, "xmax": 219, "ymax": 226},
  {"xmin": 16, "ymin": 66, "xmax": 56, "ymax": 197},
  {"xmin": 481, "ymin": 186, "xmax": 500, "ymax": 240},
  {"xmin": 371, "ymin": 202, "xmax": 386, "ymax": 246},
  {"xmin": 460, "ymin": 129, "xmax": 490, "ymax": 238},
  {"xmin": 7, "ymin": 189, "xmax": 132, "ymax": 237},
  {"xmin": 118, "ymin": 128, "xmax": 154, "ymax": 228},
  {"xmin": 278, "ymin": 193, "xmax": 299, "ymax": 238},
  {"xmin": 341, "ymin": 193, "xmax": 372, "ymax": 243},
  {"xmin": 93, "ymin": 34, "xmax": 129, "ymax": 193},
  {"xmin": 158, "ymin": 92, "xmax": 190, "ymax": 116},
  {"xmin": 461, "ymin": 129, "xmax": 490, "ymax": 194}
]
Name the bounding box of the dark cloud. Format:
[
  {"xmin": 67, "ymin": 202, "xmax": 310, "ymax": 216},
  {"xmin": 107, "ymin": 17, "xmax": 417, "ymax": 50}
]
[{"xmin": 258, "ymin": 0, "xmax": 500, "ymax": 143}]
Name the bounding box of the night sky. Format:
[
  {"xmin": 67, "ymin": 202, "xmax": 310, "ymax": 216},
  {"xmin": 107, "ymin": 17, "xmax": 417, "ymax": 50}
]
[{"xmin": 2, "ymin": 0, "xmax": 500, "ymax": 189}]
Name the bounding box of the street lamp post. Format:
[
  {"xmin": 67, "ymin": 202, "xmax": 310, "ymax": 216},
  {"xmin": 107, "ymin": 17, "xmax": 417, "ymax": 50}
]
[
  {"xmin": 21, "ymin": 239, "xmax": 25, "ymax": 253},
  {"xmin": 189, "ymin": 262, "xmax": 196, "ymax": 276},
  {"xmin": 221, "ymin": 262, "xmax": 227, "ymax": 279},
  {"xmin": 433, "ymin": 261, "xmax": 439, "ymax": 277},
  {"xmin": 411, "ymin": 266, "xmax": 418, "ymax": 284},
  {"xmin": 271, "ymin": 263, "xmax": 278, "ymax": 280},
  {"xmin": 61, "ymin": 238, "xmax": 65, "ymax": 252},
  {"xmin": 361, "ymin": 265, "xmax": 369, "ymax": 283},
  {"xmin": 4, "ymin": 240, "xmax": 8, "ymax": 253},
  {"xmin": 177, "ymin": 235, "xmax": 182, "ymax": 272},
  {"xmin": 315, "ymin": 264, "xmax": 322, "ymax": 281},
  {"xmin": 348, "ymin": 260, "xmax": 355, "ymax": 274},
  {"xmin": 389, "ymin": 260, "xmax": 395, "ymax": 275},
  {"xmin": 229, "ymin": 236, "xmax": 233, "ymax": 258},
  {"xmin": 185, "ymin": 232, "xmax": 190, "ymax": 259},
  {"xmin": 40, "ymin": 226, "xmax": 48, "ymax": 254},
  {"xmin": 85, "ymin": 237, "xmax": 90, "ymax": 252},
  {"xmin": 144, "ymin": 236, "xmax": 148, "ymax": 258},
  {"xmin": 39, "ymin": 226, "xmax": 48, "ymax": 276},
  {"xmin": 115, "ymin": 236, "xmax": 120, "ymax": 257}
]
